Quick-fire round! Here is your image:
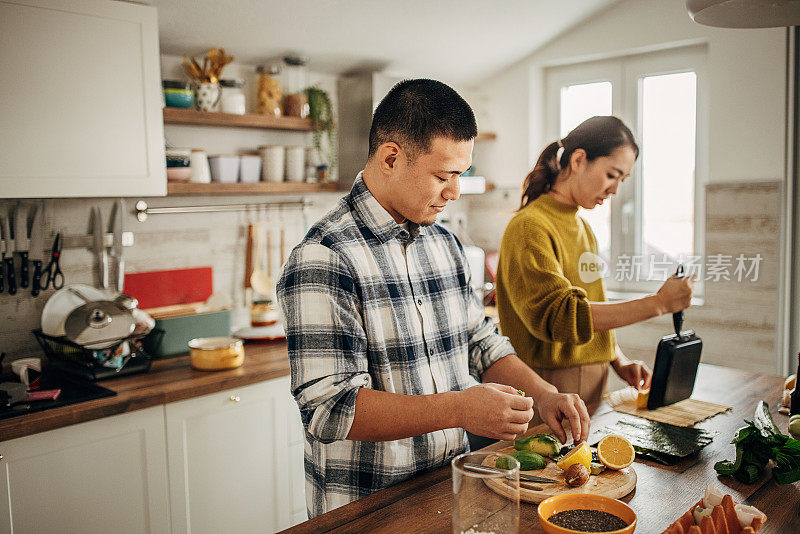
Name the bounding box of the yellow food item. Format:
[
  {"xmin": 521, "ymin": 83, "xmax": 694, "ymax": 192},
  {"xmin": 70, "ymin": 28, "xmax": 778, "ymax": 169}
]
[
  {"xmin": 636, "ymin": 388, "xmax": 650, "ymax": 409},
  {"xmin": 785, "ymin": 374, "xmax": 796, "ymax": 391},
  {"xmin": 597, "ymin": 434, "xmax": 635, "ymax": 470},
  {"xmin": 556, "ymin": 441, "xmax": 592, "ymax": 472}
]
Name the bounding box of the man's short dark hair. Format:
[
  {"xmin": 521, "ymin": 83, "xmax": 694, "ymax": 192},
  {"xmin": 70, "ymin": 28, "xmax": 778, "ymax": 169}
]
[{"xmin": 368, "ymin": 79, "xmax": 478, "ymax": 162}]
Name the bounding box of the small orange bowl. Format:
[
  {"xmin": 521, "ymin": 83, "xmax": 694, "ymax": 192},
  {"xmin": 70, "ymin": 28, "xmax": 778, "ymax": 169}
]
[{"xmin": 537, "ymin": 493, "xmax": 637, "ymax": 534}]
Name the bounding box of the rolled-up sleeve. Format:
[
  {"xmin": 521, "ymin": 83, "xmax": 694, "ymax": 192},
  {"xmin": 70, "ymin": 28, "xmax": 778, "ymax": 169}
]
[
  {"xmin": 277, "ymin": 243, "xmax": 371, "ymax": 444},
  {"xmin": 501, "ymin": 223, "xmax": 593, "ymax": 345}
]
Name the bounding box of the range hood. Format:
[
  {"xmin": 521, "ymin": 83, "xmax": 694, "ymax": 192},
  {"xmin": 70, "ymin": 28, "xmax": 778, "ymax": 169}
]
[{"xmin": 686, "ymin": 0, "xmax": 800, "ymax": 28}]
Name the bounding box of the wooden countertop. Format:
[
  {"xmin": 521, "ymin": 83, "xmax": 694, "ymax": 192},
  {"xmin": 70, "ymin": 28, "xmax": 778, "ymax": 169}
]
[
  {"xmin": 280, "ymin": 364, "xmax": 800, "ymax": 534},
  {"xmin": 0, "ymin": 341, "xmax": 290, "ymax": 442}
]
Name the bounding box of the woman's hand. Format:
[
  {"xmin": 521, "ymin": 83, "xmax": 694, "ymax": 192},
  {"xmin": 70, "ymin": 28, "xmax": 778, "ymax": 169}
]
[
  {"xmin": 612, "ymin": 357, "xmax": 652, "ymax": 390},
  {"xmin": 654, "ymin": 275, "xmax": 695, "ymax": 314}
]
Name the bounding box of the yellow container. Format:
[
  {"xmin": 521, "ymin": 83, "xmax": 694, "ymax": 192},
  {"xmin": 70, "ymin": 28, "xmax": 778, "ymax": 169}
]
[{"xmin": 188, "ymin": 337, "xmax": 244, "ymax": 371}]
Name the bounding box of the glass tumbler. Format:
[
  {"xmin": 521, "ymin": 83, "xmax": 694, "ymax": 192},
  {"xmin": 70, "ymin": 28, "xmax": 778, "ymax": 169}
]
[{"xmin": 452, "ymin": 451, "xmax": 520, "ymax": 534}]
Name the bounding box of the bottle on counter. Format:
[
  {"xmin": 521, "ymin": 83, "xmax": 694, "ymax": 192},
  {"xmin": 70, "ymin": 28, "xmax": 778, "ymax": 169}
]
[{"xmin": 791, "ymin": 352, "xmax": 800, "ymax": 415}]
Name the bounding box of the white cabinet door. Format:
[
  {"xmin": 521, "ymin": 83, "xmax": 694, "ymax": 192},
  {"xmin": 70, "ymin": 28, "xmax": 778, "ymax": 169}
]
[
  {"xmin": 285, "ymin": 390, "xmax": 308, "ymax": 526},
  {"xmin": 0, "ymin": 0, "xmax": 166, "ymax": 198},
  {"xmin": 165, "ymin": 376, "xmax": 294, "ymax": 534},
  {"xmin": 0, "ymin": 406, "xmax": 170, "ymax": 534}
]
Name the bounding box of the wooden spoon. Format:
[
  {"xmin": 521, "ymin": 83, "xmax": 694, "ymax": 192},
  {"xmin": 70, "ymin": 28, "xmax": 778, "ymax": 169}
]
[{"xmin": 249, "ymin": 222, "xmax": 272, "ymax": 297}]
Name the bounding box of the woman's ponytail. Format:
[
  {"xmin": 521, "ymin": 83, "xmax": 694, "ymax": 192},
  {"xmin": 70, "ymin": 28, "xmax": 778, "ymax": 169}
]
[
  {"xmin": 519, "ymin": 141, "xmax": 562, "ymax": 209},
  {"xmin": 518, "ymin": 116, "xmax": 638, "ymax": 211}
]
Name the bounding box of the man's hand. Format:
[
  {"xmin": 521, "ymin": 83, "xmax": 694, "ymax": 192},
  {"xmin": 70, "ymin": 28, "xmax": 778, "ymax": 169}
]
[
  {"xmin": 533, "ymin": 390, "xmax": 590, "ymax": 444},
  {"xmin": 612, "ymin": 358, "xmax": 652, "ymax": 391},
  {"xmin": 457, "ymin": 383, "xmax": 533, "ymax": 441}
]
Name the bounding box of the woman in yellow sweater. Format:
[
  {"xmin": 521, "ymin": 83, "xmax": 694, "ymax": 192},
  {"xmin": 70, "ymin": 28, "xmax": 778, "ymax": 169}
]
[{"xmin": 496, "ymin": 116, "xmax": 694, "ymax": 416}]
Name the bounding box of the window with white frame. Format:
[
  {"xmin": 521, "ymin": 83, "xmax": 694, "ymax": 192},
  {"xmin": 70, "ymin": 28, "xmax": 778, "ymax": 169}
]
[{"xmin": 545, "ymin": 46, "xmax": 707, "ymax": 294}]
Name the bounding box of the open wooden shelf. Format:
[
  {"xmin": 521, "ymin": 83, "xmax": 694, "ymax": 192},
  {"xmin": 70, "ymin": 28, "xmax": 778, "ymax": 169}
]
[
  {"xmin": 476, "ymin": 132, "xmax": 497, "ymax": 141},
  {"xmin": 163, "ymin": 107, "xmax": 313, "ymax": 131},
  {"xmin": 167, "ymin": 182, "xmax": 339, "ymax": 195}
]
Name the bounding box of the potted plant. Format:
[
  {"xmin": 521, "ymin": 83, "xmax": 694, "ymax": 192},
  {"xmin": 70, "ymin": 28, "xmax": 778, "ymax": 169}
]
[{"xmin": 305, "ymin": 85, "xmax": 337, "ymax": 180}]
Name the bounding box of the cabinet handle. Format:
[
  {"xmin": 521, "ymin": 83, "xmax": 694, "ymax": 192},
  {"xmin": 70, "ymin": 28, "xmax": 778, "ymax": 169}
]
[{"xmin": 229, "ymin": 395, "xmax": 241, "ymax": 403}]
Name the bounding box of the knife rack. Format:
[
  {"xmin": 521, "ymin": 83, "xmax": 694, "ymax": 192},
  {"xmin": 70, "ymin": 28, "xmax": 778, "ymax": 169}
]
[{"xmin": 61, "ymin": 232, "xmax": 135, "ymax": 250}]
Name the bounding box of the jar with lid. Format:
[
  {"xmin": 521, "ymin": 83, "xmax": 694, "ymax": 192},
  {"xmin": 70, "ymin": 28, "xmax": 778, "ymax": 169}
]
[
  {"xmin": 282, "ymin": 56, "xmax": 309, "ymax": 118},
  {"xmin": 220, "ymin": 78, "xmax": 246, "ymax": 114},
  {"xmin": 256, "ymin": 64, "xmax": 282, "ymax": 116}
]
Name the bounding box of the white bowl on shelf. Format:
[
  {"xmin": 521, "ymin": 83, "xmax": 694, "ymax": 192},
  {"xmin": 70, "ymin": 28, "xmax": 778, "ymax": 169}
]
[{"xmin": 209, "ymin": 155, "xmax": 240, "ymax": 183}]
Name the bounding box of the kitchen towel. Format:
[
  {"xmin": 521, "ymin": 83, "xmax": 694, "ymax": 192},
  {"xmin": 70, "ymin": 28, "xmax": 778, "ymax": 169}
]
[{"xmin": 604, "ymin": 386, "xmax": 731, "ymax": 427}]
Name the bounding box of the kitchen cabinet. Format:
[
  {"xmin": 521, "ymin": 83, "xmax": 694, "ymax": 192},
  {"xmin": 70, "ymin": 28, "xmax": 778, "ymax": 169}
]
[
  {"xmin": 0, "ymin": 406, "xmax": 170, "ymax": 534},
  {"xmin": 0, "ymin": 0, "xmax": 165, "ymax": 198},
  {"xmin": 165, "ymin": 376, "xmax": 306, "ymax": 533},
  {"xmin": 0, "ymin": 375, "xmax": 306, "ymax": 533}
]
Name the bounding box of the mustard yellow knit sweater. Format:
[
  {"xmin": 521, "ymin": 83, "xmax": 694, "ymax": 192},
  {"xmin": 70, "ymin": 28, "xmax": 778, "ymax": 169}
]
[{"xmin": 496, "ymin": 194, "xmax": 615, "ymax": 369}]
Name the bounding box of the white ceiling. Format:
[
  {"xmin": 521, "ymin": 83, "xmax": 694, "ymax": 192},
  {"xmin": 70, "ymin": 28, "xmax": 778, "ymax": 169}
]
[{"xmin": 148, "ymin": 0, "xmax": 618, "ymax": 87}]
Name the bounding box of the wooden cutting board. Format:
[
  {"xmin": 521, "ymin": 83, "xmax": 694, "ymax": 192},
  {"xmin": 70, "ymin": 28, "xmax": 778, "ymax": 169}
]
[{"xmin": 480, "ymin": 446, "xmax": 637, "ymax": 504}]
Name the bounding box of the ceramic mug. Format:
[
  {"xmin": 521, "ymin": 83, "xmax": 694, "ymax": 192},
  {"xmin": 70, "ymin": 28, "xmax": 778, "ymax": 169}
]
[{"xmin": 195, "ymin": 82, "xmax": 221, "ymax": 112}]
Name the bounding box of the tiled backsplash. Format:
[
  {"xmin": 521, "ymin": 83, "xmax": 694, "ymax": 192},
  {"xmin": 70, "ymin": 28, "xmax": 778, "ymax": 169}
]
[
  {"xmin": 0, "ymin": 181, "xmax": 782, "ymax": 377},
  {"xmin": 0, "ymin": 193, "xmax": 343, "ymax": 359}
]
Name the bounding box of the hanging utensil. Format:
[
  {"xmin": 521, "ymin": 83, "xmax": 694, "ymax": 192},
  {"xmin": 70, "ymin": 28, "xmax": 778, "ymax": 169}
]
[
  {"xmin": 41, "ymin": 233, "xmax": 64, "ymax": 290},
  {"xmin": 92, "ymin": 207, "xmax": 108, "ymax": 290},
  {"xmin": 2, "ymin": 214, "xmax": 16, "ymax": 295},
  {"xmin": 0, "ymin": 216, "xmax": 6, "ymax": 294},
  {"xmin": 14, "ymin": 204, "xmax": 29, "ymax": 289},
  {"xmin": 111, "ymin": 199, "xmax": 125, "ymax": 293},
  {"xmin": 29, "ymin": 205, "xmax": 45, "ymax": 297},
  {"xmin": 245, "ymin": 222, "xmax": 255, "ymax": 290},
  {"xmin": 249, "ymin": 220, "xmax": 272, "ymax": 297}
]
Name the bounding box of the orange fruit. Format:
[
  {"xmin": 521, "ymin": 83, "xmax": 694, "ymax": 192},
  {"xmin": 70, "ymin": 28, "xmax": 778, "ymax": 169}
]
[
  {"xmin": 597, "ymin": 434, "xmax": 635, "ymax": 470},
  {"xmin": 555, "ymin": 441, "xmax": 592, "ymax": 472},
  {"xmin": 636, "ymin": 388, "xmax": 650, "ymax": 409}
]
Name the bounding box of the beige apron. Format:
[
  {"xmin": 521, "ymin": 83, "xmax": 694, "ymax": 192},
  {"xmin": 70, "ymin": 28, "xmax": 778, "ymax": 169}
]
[{"xmin": 530, "ymin": 362, "xmax": 610, "ymax": 425}]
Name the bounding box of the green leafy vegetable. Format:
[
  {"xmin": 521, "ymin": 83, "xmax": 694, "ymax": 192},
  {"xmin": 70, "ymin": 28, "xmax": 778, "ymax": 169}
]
[{"xmin": 714, "ymin": 401, "xmax": 800, "ymax": 485}]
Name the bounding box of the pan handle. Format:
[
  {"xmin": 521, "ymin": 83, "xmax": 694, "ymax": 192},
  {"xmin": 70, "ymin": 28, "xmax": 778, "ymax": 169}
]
[{"xmin": 672, "ymin": 264, "xmax": 685, "ymax": 338}]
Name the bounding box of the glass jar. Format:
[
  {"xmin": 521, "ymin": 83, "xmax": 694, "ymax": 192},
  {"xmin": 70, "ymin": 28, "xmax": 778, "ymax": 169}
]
[
  {"xmin": 220, "ymin": 78, "xmax": 246, "ymax": 114},
  {"xmin": 256, "ymin": 64, "xmax": 282, "ymax": 117},
  {"xmin": 282, "ymin": 56, "xmax": 309, "ymax": 118}
]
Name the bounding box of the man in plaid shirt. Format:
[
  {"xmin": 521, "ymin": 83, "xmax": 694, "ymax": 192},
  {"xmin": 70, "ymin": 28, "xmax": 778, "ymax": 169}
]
[{"xmin": 277, "ymin": 79, "xmax": 590, "ymax": 517}]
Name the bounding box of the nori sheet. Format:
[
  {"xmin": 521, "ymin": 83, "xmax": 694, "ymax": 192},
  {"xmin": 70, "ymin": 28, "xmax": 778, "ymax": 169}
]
[{"xmin": 590, "ymin": 415, "xmax": 715, "ymax": 464}]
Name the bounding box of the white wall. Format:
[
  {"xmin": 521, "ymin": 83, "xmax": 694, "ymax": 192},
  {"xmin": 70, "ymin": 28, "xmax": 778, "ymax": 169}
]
[{"xmin": 472, "ymin": 0, "xmax": 787, "ymax": 189}]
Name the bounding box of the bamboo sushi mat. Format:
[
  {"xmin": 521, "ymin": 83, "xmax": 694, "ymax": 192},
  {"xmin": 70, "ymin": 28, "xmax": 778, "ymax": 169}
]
[{"xmin": 604, "ymin": 387, "xmax": 732, "ymax": 427}]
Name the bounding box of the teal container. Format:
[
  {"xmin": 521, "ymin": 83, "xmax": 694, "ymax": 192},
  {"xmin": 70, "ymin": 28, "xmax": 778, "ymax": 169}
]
[
  {"xmin": 143, "ymin": 309, "xmax": 232, "ymax": 357},
  {"xmin": 164, "ymin": 88, "xmax": 194, "ymax": 108}
]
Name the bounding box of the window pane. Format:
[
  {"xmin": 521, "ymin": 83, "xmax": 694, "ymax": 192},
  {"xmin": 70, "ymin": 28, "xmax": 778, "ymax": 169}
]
[
  {"xmin": 560, "ymin": 82, "xmax": 612, "ymax": 261},
  {"xmin": 640, "ymin": 72, "xmax": 696, "ymax": 278}
]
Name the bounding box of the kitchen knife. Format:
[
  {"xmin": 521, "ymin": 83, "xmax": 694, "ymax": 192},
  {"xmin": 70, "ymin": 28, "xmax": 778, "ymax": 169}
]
[
  {"xmin": 0, "ymin": 217, "xmax": 5, "ymax": 294},
  {"xmin": 1, "ymin": 215, "xmax": 16, "ymax": 295},
  {"xmin": 14, "ymin": 204, "xmax": 29, "ymax": 289},
  {"xmin": 92, "ymin": 207, "xmax": 108, "ymax": 290},
  {"xmin": 462, "ymin": 462, "xmax": 558, "ymax": 483},
  {"xmin": 29, "ymin": 206, "xmax": 45, "ymax": 297},
  {"xmin": 111, "ymin": 199, "xmax": 125, "ymax": 293}
]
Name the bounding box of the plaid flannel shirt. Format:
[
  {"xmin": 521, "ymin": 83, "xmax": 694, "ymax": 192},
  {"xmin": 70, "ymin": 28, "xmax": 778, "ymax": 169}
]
[{"xmin": 277, "ymin": 173, "xmax": 515, "ymax": 517}]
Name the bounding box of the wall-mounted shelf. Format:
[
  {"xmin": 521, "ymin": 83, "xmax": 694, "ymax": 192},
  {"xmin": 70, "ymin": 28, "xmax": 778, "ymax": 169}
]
[
  {"xmin": 476, "ymin": 132, "xmax": 497, "ymax": 141},
  {"xmin": 166, "ymin": 182, "xmax": 338, "ymax": 196},
  {"xmin": 163, "ymin": 108, "xmax": 314, "ymax": 131}
]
